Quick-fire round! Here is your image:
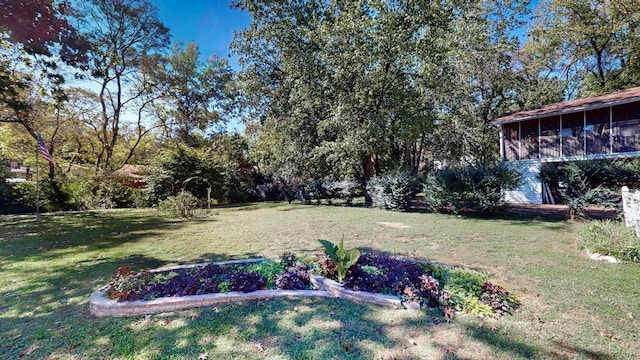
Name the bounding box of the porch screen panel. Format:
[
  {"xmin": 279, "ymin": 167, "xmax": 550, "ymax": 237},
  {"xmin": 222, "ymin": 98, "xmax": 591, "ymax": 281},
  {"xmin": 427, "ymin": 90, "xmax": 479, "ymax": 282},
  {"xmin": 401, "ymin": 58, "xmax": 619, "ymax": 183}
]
[
  {"xmin": 520, "ymin": 119, "xmax": 539, "ymax": 159},
  {"xmin": 561, "ymin": 112, "xmax": 584, "ymax": 157},
  {"xmin": 586, "ymin": 107, "xmax": 610, "ymax": 155},
  {"xmin": 503, "ymin": 122, "xmax": 519, "ymax": 160},
  {"xmin": 539, "ymin": 115, "xmax": 560, "ymax": 159},
  {"xmin": 612, "ymin": 103, "xmax": 640, "ymax": 153}
]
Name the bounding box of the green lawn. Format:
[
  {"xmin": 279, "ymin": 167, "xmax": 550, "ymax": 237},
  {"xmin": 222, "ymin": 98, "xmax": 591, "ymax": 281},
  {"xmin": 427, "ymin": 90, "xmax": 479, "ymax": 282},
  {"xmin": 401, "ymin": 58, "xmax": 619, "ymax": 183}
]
[{"xmin": 1, "ymin": 203, "xmax": 639, "ymax": 359}]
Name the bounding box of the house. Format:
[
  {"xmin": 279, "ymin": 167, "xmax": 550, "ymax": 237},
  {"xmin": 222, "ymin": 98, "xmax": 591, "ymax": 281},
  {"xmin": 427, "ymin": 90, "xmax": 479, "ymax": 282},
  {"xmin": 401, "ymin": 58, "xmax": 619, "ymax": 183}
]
[
  {"xmin": 7, "ymin": 161, "xmax": 30, "ymax": 183},
  {"xmin": 493, "ymin": 86, "xmax": 640, "ymax": 204},
  {"xmin": 114, "ymin": 164, "xmax": 148, "ymax": 188}
]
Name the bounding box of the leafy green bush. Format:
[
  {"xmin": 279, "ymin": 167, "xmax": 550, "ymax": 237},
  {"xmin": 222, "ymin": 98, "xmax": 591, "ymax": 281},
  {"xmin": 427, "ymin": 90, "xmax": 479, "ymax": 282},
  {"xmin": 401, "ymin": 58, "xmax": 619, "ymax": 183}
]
[
  {"xmin": 158, "ymin": 191, "xmax": 199, "ymax": 218},
  {"xmin": 540, "ymin": 161, "xmax": 624, "ymax": 219},
  {"xmin": 60, "ymin": 170, "xmax": 144, "ymax": 210},
  {"xmin": 424, "ymin": 162, "xmax": 522, "ymax": 214},
  {"xmin": 578, "ymin": 220, "xmax": 640, "ymax": 263},
  {"xmin": 367, "ymin": 169, "xmax": 416, "ymax": 211},
  {"xmin": 144, "ymin": 144, "xmax": 225, "ymax": 205},
  {"xmin": 324, "ymin": 179, "xmax": 359, "ymax": 205}
]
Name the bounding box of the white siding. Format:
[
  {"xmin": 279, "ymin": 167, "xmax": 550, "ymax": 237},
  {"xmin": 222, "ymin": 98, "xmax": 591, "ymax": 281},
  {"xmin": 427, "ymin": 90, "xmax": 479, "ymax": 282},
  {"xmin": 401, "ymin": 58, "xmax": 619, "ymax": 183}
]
[{"xmin": 504, "ymin": 160, "xmax": 542, "ymax": 204}]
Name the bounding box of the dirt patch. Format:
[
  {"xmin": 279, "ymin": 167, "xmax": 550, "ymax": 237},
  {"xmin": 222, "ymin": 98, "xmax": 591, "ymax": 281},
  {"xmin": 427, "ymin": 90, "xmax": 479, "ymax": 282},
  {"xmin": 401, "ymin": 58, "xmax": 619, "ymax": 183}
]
[{"xmin": 377, "ymin": 222, "xmax": 411, "ymax": 229}]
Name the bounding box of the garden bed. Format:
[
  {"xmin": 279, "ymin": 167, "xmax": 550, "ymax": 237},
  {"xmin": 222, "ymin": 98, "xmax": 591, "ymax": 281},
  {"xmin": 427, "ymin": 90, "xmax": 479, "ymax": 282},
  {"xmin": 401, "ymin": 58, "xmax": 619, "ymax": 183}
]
[
  {"xmin": 90, "ymin": 242, "xmax": 521, "ymax": 318},
  {"xmin": 89, "ymin": 260, "xmax": 415, "ymax": 317}
]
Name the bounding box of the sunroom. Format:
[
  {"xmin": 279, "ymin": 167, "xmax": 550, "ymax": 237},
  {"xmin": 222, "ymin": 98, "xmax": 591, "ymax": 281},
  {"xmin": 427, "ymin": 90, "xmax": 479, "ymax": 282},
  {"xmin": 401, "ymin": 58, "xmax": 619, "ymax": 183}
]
[{"xmin": 493, "ymin": 86, "xmax": 640, "ymax": 204}]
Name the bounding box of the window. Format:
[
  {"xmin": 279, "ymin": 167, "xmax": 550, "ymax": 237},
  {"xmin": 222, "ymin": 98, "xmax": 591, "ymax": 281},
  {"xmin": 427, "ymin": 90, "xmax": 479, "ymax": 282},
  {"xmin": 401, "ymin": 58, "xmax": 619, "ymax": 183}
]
[
  {"xmin": 520, "ymin": 119, "xmax": 539, "ymax": 159},
  {"xmin": 561, "ymin": 112, "xmax": 584, "ymax": 157},
  {"xmin": 612, "ymin": 103, "xmax": 640, "ymax": 153},
  {"xmin": 503, "ymin": 122, "xmax": 519, "ymax": 160},
  {"xmin": 539, "ymin": 116, "xmax": 560, "ymax": 159},
  {"xmin": 586, "ymin": 107, "xmax": 610, "ymax": 155}
]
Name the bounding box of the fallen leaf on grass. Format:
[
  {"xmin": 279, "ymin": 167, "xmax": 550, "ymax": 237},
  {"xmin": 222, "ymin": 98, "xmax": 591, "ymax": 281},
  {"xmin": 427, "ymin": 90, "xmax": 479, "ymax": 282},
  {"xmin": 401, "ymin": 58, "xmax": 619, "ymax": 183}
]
[
  {"xmin": 342, "ymin": 343, "xmax": 351, "ymax": 352},
  {"xmin": 19, "ymin": 343, "xmax": 40, "ymax": 357}
]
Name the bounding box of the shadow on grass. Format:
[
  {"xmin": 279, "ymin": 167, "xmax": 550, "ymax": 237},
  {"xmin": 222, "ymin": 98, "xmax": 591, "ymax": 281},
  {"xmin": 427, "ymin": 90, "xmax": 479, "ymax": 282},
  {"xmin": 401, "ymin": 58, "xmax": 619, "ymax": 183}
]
[
  {"xmin": 464, "ymin": 322, "xmax": 538, "ymax": 359},
  {"xmin": 89, "ymin": 298, "xmax": 406, "ymax": 359},
  {"xmin": 0, "ymin": 210, "xmax": 189, "ymax": 263}
]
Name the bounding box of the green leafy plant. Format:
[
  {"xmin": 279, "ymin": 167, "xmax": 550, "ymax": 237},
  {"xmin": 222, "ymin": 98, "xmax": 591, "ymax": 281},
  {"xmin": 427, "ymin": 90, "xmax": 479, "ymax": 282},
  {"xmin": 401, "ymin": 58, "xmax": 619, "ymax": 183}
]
[
  {"xmin": 367, "ymin": 169, "xmax": 417, "ymax": 211},
  {"xmin": 361, "ymin": 265, "xmax": 383, "ymax": 276},
  {"xmin": 539, "ymin": 160, "xmax": 634, "ymax": 219},
  {"xmin": 218, "ymin": 280, "xmax": 231, "ymax": 293},
  {"xmin": 246, "ymin": 260, "xmax": 285, "ymax": 288},
  {"xmin": 107, "ymin": 265, "xmax": 151, "ymax": 300},
  {"xmin": 424, "ymin": 162, "xmax": 522, "ymax": 214},
  {"xmin": 158, "ymin": 191, "xmax": 199, "ymax": 218},
  {"xmin": 319, "ymin": 237, "xmax": 360, "ymax": 282},
  {"xmin": 579, "ymin": 220, "xmax": 640, "ymax": 263}
]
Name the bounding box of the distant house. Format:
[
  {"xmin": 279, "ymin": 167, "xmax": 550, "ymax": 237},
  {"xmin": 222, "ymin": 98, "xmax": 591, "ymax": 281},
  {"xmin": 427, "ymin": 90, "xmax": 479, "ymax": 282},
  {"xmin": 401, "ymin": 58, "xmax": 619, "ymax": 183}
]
[
  {"xmin": 7, "ymin": 161, "xmax": 30, "ymax": 183},
  {"xmin": 493, "ymin": 87, "xmax": 640, "ymax": 204},
  {"xmin": 114, "ymin": 164, "xmax": 148, "ymax": 188}
]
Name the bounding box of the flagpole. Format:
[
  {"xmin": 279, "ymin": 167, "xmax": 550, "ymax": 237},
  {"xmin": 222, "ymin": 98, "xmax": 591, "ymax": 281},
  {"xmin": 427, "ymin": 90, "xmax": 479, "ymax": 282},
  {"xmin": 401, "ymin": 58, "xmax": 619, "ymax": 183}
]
[{"xmin": 36, "ymin": 138, "xmax": 40, "ymax": 225}]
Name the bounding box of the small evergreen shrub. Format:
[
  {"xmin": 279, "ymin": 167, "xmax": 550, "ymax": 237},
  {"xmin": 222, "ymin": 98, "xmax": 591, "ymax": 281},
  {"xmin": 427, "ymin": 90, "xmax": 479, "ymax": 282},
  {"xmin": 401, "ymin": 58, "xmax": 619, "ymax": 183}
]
[
  {"xmin": 424, "ymin": 162, "xmax": 522, "ymax": 214},
  {"xmin": 578, "ymin": 220, "xmax": 640, "ymax": 263},
  {"xmin": 367, "ymin": 169, "xmax": 416, "ymax": 211}
]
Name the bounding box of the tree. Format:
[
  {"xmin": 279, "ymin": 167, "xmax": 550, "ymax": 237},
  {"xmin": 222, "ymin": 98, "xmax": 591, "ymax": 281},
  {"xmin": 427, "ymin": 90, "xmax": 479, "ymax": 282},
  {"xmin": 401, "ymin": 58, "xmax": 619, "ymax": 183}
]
[
  {"xmin": 527, "ymin": 0, "xmax": 640, "ymax": 97},
  {"xmin": 0, "ymin": 0, "xmax": 88, "ymax": 146},
  {"xmin": 427, "ymin": 0, "xmax": 534, "ymax": 164},
  {"xmin": 232, "ymin": 0, "xmax": 453, "ymax": 203},
  {"xmin": 144, "ymin": 42, "xmax": 234, "ymax": 145},
  {"xmin": 232, "ymin": 0, "xmax": 537, "ymax": 203},
  {"xmin": 144, "ymin": 143, "xmax": 225, "ymax": 205},
  {"xmin": 75, "ymin": 0, "xmax": 169, "ymax": 170}
]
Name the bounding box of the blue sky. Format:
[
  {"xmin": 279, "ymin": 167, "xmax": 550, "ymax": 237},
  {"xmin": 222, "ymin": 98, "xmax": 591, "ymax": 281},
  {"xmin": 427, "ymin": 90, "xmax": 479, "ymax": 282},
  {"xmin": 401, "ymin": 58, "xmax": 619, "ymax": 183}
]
[
  {"xmin": 150, "ymin": 0, "xmax": 250, "ymax": 70},
  {"xmin": 150, "ymin": 0, "xmax": 540, "ymax": 71}
]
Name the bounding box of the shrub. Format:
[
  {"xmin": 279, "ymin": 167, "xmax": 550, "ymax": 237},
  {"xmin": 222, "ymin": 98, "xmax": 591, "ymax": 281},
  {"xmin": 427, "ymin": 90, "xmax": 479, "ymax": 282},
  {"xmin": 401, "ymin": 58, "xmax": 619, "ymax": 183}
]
[
  {"xmin": 367, "ymin": 169, "xmax": 416, "ymax": 211},
  {"xmin": 424, "ymin": 162, "xmax": 522, "ymax": 214},
  {"xmin": 324, "ymin": 179, "xmax": 358, "ymax": 205},
  {"xmin": 144, "ymin": 144, "xmax": 226, "ymax": 205},
  {"xmin": 158, "ymin": 191, "xmax": 199, "ymax": 218},
  {"xmin": 578, "ymin": 220, "xmax": 640, "ymax": 263},
  {"xmin": 540, "ymin": 161, "xmax": 623, "ymax": 219}
]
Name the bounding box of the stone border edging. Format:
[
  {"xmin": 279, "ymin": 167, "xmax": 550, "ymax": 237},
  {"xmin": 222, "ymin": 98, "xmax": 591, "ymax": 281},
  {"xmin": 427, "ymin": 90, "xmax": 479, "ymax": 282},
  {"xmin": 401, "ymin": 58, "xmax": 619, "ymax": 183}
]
[{"xmin": 89, "ymin": 259, "xmax": 419, "ymax": 317}]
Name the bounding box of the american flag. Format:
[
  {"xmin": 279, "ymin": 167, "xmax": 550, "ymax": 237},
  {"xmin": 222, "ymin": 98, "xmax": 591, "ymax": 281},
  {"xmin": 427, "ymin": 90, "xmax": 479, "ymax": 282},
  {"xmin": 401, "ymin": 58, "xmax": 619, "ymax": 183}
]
[{"xmin": 37, "ymin": 132, "xmax": 57, "ymax": 167}]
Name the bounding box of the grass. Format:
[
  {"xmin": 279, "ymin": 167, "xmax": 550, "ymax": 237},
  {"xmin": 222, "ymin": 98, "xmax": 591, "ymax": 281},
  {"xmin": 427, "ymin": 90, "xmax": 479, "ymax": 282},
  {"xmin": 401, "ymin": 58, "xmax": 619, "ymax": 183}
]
[
  {"xmin": 578, "ymin": 220, "xmax": 640, "ymax": 262},
  {"xmin": 1, "ymin": 203, "xmax": 639, "ymax": 359}
]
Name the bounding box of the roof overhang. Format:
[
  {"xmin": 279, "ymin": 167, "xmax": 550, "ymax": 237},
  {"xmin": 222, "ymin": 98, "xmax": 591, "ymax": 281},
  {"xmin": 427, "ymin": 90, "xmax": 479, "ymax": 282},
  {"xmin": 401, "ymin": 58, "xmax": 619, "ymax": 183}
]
[{"xmin": 492, "ymin": 86, "xmax": 640, "ymax": 126}]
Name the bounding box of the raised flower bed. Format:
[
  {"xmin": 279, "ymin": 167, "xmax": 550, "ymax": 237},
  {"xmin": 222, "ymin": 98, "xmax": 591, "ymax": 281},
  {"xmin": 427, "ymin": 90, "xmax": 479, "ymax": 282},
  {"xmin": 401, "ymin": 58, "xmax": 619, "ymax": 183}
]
[{"xmin": 90, "ymin": 241, "xmax": 520, "ymax": 318}]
